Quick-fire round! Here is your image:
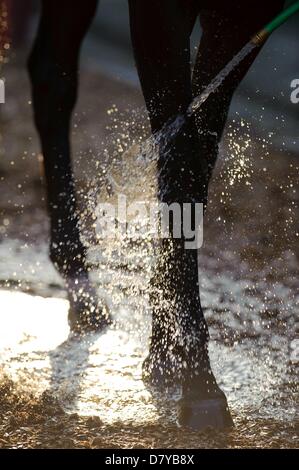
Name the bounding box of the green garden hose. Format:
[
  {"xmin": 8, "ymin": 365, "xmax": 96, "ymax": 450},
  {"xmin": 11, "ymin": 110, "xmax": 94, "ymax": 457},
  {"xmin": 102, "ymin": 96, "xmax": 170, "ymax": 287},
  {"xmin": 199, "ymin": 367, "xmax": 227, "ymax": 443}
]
[{"xmin": 252, "ymin": 0, "xmax": 299, "ymax": 45}]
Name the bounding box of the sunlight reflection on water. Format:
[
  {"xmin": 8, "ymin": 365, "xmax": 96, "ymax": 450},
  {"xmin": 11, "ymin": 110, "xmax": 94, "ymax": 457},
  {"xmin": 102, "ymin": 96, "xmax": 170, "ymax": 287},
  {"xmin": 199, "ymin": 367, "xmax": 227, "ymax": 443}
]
[{"xmin": 0, "ymin": 289, "xmax": 295, "ymax": 427}]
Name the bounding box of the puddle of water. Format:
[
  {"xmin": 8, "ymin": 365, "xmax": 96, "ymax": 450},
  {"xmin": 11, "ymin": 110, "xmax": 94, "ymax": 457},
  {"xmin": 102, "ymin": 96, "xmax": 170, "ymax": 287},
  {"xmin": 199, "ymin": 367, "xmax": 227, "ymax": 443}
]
[{"xmin": 0, "ymin": 284, "xmax": 296, "ymax": 428}]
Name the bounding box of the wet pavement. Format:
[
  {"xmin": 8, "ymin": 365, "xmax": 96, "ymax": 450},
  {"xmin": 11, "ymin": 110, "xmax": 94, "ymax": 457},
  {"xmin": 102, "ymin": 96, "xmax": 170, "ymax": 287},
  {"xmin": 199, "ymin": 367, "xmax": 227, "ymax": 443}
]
[{"xmin": 0, "ymin": 62, "xmax": 298, "ymax": 448}]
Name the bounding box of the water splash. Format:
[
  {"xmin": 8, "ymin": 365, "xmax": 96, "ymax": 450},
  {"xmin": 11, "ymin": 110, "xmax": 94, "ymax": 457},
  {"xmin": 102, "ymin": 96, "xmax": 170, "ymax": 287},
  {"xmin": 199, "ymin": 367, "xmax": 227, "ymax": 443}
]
[
  {"xmin": 1, "ymin": 37, "xmax": 298, "ymax": 448},
  {"xmin": 136, "ymin": 42, "xmax": 256, "ymax": 167},
  {"xmin": 85, "ymin": 41, "xmax": 258, "ymax": 243}
]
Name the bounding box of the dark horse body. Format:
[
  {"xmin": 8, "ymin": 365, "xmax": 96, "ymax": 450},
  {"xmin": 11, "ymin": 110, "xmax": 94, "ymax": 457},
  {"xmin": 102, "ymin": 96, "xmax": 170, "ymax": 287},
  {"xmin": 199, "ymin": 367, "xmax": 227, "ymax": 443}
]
[{"xmin": 28, "ymin": 0, "xmax": 283, "ymax": 429}]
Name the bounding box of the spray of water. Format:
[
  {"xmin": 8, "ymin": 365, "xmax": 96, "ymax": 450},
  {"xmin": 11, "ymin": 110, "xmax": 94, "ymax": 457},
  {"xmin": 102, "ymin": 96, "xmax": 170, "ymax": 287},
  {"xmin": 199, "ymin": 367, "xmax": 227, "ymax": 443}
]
[
  {"xmin": 84, "ymin": 40, "xmax": 258, "ymax": 294},
  {"xmin": 136, "ymin": 42, "xmax": 256, "ymax": 168},
  {"xmin": 1, "ymin": 37, "xmax": 298, "ymax": 446},
  {"xmin": 81, "ymin": 40, "xmax": 259, "ymax": 377}
]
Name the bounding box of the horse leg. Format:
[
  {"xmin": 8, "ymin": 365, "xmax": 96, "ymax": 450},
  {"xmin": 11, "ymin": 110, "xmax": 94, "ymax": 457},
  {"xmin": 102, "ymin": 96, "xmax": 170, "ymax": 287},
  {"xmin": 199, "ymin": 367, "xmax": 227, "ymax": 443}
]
[
  {"xmin": 129, "ymin": 0, "xmax": 212, "ymax": 385},
  {"xmin": 129, "ymin": 0, "xmax": 284, "ymax": 429},
  {"xmin": 28, "ymin": 0, "xmax": 110, "ymax": 332},
  {"xmin": 177, "ymin": 0, "xmax": 284, "ymax": 429}
]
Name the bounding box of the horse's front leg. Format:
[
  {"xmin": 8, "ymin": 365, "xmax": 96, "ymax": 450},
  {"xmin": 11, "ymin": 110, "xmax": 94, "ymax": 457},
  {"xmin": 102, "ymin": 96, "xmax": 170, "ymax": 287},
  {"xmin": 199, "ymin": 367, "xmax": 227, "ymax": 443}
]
[
  {"xmin": 128, "ymin": 1, "xmax": 232, "ymax": 429},
  {"xmin": 130, "ymin": 0, "xmax": 216, "ymax": 382},
  {"xmin": 177, "ymin": 0, "xmax": 285, "ymax": 430},
  {"xmin": 28, "ymin": 0, "xmax": 110, "ymax": 333}
]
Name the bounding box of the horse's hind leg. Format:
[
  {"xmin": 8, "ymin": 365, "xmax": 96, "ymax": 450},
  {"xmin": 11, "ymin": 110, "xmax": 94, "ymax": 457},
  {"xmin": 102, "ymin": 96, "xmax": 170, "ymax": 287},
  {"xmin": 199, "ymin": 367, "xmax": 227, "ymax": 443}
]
[{"xmin": 28, "ymin": 0, "xmax": 110, "ymax": 332}]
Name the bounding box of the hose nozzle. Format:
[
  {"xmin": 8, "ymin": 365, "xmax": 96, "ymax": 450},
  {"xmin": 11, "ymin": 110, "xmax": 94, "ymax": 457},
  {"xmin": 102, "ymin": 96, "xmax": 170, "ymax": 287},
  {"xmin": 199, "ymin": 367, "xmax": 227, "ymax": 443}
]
[{"xmin": 252, "ymin": 1, "xmax": 299, "ymax": 46}]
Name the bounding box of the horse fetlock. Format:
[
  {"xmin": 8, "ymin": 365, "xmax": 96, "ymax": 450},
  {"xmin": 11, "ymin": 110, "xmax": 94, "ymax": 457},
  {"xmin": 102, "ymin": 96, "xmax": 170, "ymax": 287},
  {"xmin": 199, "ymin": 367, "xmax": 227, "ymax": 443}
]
[{"xmin": 66, "ymin": 274, "xmax": 111, "ymax": 334}]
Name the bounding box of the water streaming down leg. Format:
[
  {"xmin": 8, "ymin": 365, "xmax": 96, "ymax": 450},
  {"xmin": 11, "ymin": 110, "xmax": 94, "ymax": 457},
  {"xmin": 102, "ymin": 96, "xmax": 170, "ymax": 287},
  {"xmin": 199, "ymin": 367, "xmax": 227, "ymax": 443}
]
[{"xmin": 137, "ymin": 41, "xmax": 257, "ymax": 167}]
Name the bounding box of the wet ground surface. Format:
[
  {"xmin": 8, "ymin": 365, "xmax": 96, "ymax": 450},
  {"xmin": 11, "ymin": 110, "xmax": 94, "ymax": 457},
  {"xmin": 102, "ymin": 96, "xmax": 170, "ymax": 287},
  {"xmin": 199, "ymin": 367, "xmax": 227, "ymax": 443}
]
[{"xmin": 0, "ymin": 62, "xmax": 298, "ymax": 448}]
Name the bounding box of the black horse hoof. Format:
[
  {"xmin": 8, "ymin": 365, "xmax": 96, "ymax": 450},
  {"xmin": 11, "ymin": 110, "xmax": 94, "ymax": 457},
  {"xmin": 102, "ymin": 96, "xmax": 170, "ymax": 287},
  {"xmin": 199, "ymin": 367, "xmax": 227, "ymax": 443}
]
[
  {"xmin": 177, "ymin": 396, "xmax": 234, "ymax": 431},
  {"xmin": 66, "ymin": 276, "xmax": 112, "ymax": 334}
]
